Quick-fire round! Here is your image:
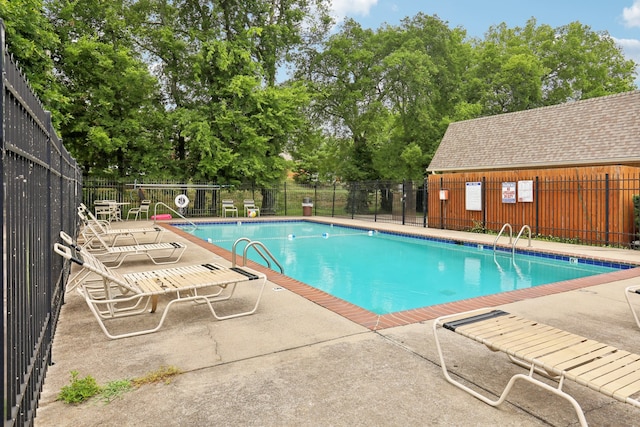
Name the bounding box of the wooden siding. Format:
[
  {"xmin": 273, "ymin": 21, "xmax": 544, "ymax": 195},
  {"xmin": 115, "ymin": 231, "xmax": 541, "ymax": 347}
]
[{"xmin": 427, "ymin": 166, "xmax": 640, "ymax": 247}]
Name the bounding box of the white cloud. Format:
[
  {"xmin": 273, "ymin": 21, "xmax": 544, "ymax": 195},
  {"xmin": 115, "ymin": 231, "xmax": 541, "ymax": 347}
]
[
  {"xmin": 331, "ymin": 0, "xmax": 378, "ymax": 18},
  {"xmin": 623, "ymin": 0, "xmax": 640, "ymax": 27},
  {"xmin": 614, "ymin": 37, "xmax": 640, "ymax": 83},
  {"xmin": 615, "ymin": 37, "xmax": 640, "ymax": 62}
]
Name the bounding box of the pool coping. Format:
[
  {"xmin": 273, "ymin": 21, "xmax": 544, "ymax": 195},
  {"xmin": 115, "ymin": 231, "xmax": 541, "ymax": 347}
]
[{"xmin": 163, "ymin": 219, "xmax": 640, "ymax": 330}]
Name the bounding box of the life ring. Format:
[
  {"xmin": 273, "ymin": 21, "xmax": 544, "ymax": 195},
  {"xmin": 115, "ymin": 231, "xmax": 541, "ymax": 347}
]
[
  {"xmin": 151, "ymin": 214, "xmax": 172, "ymax": 220},
  {"xmin": 175, "ymin": 194, "xmax": 189, "ymax": 208}
]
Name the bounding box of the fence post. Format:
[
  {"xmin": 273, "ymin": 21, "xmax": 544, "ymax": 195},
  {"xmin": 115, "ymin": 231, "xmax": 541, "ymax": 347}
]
[
  {"xmin": 332, "ymin": 182, "xmax": 336, "ymax": 217},
  {"xmin": 401, "ymin": 180, "xmax": 406, "ymax": 225},
  {"xmin": 374, "ymin": 180, "xmax": 378, "ymax": 222},
  {"xmin": 284, "ymin": 181, "xmax": 287, "ymax": 215},
  {"xmin": 351, "ymin": 183, "xmax": 356, "ymax": 219},
  {"xmin": 440, "ymin": 177, "xmax": 444, "ymax": 229},
  {"xmin": 605, "ymin": 173, "xmax": 610, "ymax": 245},
  {"xmin": 0, "ymin": 24, "xmax": 6, "ymax": 424},
  {"xmin": 314, "ymin": 183, "xmax": 317, "ymax": 215},
  {"xmin": 482, "ymin": 176, "xmax": 487, "ymax": 230},
  {"xmin": 535, "ymin": 176, "xmax": 539, "ymax": 236},
  {"xmin": 423, "ymin": 178, "xmax": 427, "ymax": 228}
]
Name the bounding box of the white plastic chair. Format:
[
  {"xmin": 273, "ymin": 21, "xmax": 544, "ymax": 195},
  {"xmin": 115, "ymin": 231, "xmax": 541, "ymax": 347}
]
[
  {"xmin": 222, "ymin": 200, "xmax": 238, "ymax": 217},
  {"xmin": 126, "ymin": 200, "xmax": 151, "ymax": 220},
  {"xmin": 243, "ymin": 199, "xmax": 260, "ymax": 217}
]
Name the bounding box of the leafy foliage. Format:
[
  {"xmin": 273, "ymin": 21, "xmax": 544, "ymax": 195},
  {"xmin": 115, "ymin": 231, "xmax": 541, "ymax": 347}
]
[
  {"xmin": 468, "ymin": 19, "xmax": 637, "ymax": 114},
  {"xmin": 1, "ymin": 3, "xmax": 636, "ymax": 183},
  {"xmin": 99, "ymin": 379, "xmax": 133, "ymax": 403},
  {"xmin": 58, "ymin": 371, "xmax": 102, "ymax": 404},
  {"xmin": 0, "ymin": 0, "xmax": 66, "ymax": 125},
  {"xmin": 58, "ymin": 366, "xmax": 182, "ymax": 405}
]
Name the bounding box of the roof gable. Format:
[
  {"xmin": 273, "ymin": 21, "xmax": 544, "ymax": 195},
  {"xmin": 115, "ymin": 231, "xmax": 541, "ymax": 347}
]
[{"xmin": 427, "ymin": 91, "xmax": 640, "ymax": 172}]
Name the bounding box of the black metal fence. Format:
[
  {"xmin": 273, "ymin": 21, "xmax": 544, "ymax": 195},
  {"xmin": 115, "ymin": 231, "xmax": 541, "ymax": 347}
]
[
  {"xmin": 82, "ymin": 179, "xmax": 429, "ymax": 226},
  {"xmin": 429, "ymin": 171, "xmax": 640, "ymax": 248},
  {"xmin": 1, "ymin": 22, "xmax": 83, "ymax": 426},
  {"xmin": 85, "ymin": 172, "xmax": 640, "ymax": 248}
]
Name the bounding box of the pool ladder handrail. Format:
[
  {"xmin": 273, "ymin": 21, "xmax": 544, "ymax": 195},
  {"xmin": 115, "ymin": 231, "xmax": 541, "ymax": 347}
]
[
  {"xmin": 493, "ymin": 223, "xmax": 513, "ymax": 252},
  {"xmin": 512, "ymin": 225, "xmax": 532, "ymax": 256},
  {"xmin": 152, "ymin": 202, "xmax": 197, "ymax": 232},
  {"xmin": 232, "ymin": 237, "xmax": 284, "ymax": 273}
]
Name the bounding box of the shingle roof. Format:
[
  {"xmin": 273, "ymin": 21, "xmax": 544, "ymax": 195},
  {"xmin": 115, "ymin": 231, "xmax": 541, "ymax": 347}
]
[{"xmin": 427, "ymin": 90, "xmax": 640, "ymax": 173}]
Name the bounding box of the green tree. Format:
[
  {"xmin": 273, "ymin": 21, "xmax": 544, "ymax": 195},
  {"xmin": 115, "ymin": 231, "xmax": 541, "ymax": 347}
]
[
  {"xmin": 0, "ymin": 0, "xmax": 66, "ymax": 125},
  {"xmin": 376, "ymin": 14, "xmax": 469, "ymax": 180},
  {"xmin": 128, "ymin": 0, "xmax": 329, "ymax": 212},
  {"xmin": 469, "ymin": 19, "xmax": 637, "ymax": 114},
  {"xmin": 49, "ymin": 0, "xmax": 166, "ymax": 178},
  {"xmin": 132, "ymin": 0, "xmax": 331, "ymax": 183},
  {"xmin": 296, "ymin": 19, "xmax": 388, "ymax": 182}
]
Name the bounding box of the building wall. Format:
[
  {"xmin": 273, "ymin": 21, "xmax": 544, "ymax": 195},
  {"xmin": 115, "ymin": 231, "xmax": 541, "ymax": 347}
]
[{"xmin": 427, "ymin": 165, "xmax": 640, "ymax": 247}]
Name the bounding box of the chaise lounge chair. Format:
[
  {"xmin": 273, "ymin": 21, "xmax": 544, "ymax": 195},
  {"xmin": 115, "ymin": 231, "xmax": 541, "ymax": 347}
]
[
  {"xmin": 60, "ymin": 229, "xmax": 186, "ymax": 269},
  {"xmin": 625, "ymin": 284, "xmax": 640, "ymax": 329},
  {"xmin": 433, "ymin": 308, "xmax": 640, "ymax": 427},
  {"xmin": 78, "ymin": 204, "xmax": 164, "ymax": 247},
  {"xmin": 54, "ymin": 242, "xmax": 267, "ymax": 339}
]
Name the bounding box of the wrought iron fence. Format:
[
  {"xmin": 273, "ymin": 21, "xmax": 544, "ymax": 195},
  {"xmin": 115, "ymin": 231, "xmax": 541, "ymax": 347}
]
[
  {"xmin": 428, "ymin": 170, "xmax": 640, "ymax": 247},
  {"xmin": 1, "ymin": 22, "xmax": 83, "ymax": 426},
  {"xmin": 82, "ymin": 179, "xmax": 429, "ymax": 226},
  {"xmin": 86, "ymin": 172, "xmax": 640, "ymax": 248}
]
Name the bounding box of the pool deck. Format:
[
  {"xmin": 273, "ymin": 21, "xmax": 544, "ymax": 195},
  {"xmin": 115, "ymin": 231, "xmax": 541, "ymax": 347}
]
[{"xmin": 35, "ymin": 217, "xmax": 640, "ymax": 426}]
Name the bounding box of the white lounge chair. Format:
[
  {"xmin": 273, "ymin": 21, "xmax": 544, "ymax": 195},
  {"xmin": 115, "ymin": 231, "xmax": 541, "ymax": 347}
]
[
  {"xmin": 60, "ymin": 229, "xmax": 182, "ymax": 294},
  {"xmin": 78, "ymin": 204, "xmax": 164, "ymax": 247},
  {"xmin": 222, "ymin": 199, "xmax": 238, "ymax": 217},
  {"xmin": 60, "ymin": 229, "xmax": 186, "ymax": 269},
  {"xmin": 54, "ymin": 242, "xmax": 267, "ymax": 339},
  {"xmin": 433, "ymin": 308, "xmax": 640, "ymax": 427},
  {"xmin": 243, "ymin": 199, "xmax": 260, "ymax": 217}
]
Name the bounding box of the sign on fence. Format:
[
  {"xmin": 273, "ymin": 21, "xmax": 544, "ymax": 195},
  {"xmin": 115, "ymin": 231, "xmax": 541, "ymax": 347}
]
[
  {"xmin": 502, "ymin": 182, "xmax": 516, "ymax": 204},
  {"xmin": 465, "ymin": 181, "xmax": 482, "ymax": 211},
  {"xmin": 518, "ymin": 180, "xmax": 534, "ymax": 202}
]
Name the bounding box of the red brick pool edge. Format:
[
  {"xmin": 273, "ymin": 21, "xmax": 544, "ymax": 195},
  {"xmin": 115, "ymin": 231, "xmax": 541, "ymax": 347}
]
[{"xmin": 165, "ymin": 222, "xmax": 640, "ymax": 330}]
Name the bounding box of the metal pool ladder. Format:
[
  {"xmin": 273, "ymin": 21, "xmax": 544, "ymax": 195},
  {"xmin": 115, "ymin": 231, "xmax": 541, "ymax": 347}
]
[
  {"xmin": 493, "ymin": 223, "xmax": 532, "ymax": 255},
  {"xmin": 493, "ymin": 223, "xmax": 513, "ymax": 252},
  {"xmin": 232, "ymin": 237, "xmax": 284, "ymax": 273},
  {"xmin": 512, "ymin": 225, "xmax": 532, "ymax": 255}
]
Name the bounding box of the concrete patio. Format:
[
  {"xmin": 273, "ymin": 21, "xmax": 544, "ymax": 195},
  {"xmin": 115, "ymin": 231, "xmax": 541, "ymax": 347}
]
[{"xmin": 35, "ymin": 218, "xmax": 640, "ymax": 426}]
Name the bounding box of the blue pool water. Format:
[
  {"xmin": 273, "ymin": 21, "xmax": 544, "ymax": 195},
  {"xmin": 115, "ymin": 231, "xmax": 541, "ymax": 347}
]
[{"xmin": 184, "ymin": 221, "xmax": 624, "ymax": 314}]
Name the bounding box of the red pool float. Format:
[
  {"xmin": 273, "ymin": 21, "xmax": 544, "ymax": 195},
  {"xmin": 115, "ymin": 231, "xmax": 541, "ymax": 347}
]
[{"xmin": 151, "ymin": 214, "xmax": 172, "ymax": 220}]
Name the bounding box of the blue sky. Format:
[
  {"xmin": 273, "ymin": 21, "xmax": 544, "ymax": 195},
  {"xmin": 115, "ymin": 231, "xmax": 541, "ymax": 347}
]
[{"xmin": 330, "ymin": 0, "xmax": 640, "ymax": 82}]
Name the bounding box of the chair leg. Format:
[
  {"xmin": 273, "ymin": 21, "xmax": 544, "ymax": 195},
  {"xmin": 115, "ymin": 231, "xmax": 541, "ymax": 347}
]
[{"xmin": 625, "ymin": 286, "xmax": 640, "ymax": 329}]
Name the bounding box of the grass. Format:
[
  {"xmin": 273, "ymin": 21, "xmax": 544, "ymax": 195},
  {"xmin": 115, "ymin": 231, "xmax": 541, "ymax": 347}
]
[
  {"xmin": 58, "ymin": 366, "xmax": 183, "ymax": 405},
  {"xmin": 99, "ymin": 379, "xmax": 133, "ymax": 403},
  {"xmin": 131, "ymin": 365, "xmax": 183, "ymax": 387}
]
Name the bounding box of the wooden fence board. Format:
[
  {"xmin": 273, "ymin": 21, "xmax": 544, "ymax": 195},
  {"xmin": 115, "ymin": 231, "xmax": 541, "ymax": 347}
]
[{"xmin": 427, "ymin": 166, "xmax": 640, "ymax": 247}]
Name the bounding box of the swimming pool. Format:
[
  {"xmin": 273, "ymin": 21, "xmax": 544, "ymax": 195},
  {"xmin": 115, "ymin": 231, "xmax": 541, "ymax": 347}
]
[{"xmin": 184, "ymin": 221, "xmax": 625, "ymax": 315}]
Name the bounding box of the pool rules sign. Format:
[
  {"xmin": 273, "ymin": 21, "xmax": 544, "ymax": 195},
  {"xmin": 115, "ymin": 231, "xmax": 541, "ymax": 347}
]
[
  {"xmin": 501, "ymin": 180, "xmax": 534, "ymax": 203},
  {"xmin": 501, "ymin": 182, "xmax": 516, "ymax": 204},
  {"xmin": 518, "ymin": 180, "xmax": 534, "ymax": 202},
  {"xmin": 465, "ymin": 182, "xmax": 482, "ymax": 211}
]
